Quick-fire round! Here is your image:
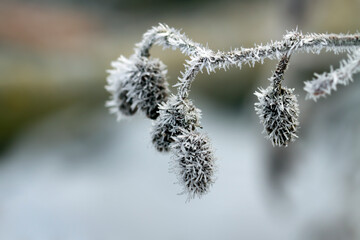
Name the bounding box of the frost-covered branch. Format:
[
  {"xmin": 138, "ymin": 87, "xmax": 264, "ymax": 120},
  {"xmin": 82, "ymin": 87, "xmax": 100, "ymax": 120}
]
[
  {"xmin": 134, "ymin": 23, "xmax": 205, "ymax": 58},
  {"xmin": 132, "ymin": 24, "xmax": 360, "ymax": 98},
  {"xmin": 136, "ymin": 23, "xmax": 360, "ymax": 62},
  {"xmin": 304, "ymin": 48, "xmax": 360, "ymax": 100},
  {"xmin": 176, "ymin": 30, "xmax": 360, "ymax": 98},
  {"xmin": 106, "ymin": 24, "xmax": 360, "ymax": 200}
]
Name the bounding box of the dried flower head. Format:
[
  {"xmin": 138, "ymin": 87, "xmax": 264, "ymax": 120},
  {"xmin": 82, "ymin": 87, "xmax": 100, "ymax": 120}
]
[
  {"xmin": 171, "ymin": 129, "xmax": 216, "ymax": 200},
  {"xmin": 151, "ymin": 95, "xmax": 201, "ymax": 152},
  {"xmin": 106, "ymin": 54, "xmax": 170, "ymax": 120},
  {"xmin": 254, "ymin": 86, "xmax": 299, "ymax": 147}
]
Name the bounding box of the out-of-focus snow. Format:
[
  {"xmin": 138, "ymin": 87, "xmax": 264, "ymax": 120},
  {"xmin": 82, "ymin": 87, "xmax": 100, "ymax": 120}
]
[{"xmin": 0, "ymin": 102, "xmax": 359, "ymax": 240}]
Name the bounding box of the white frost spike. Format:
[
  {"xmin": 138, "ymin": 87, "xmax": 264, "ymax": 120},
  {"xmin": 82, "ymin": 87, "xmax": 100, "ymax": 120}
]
[
  {"xmin": 254, "ymin": 86, "xmax": 300, "ymax": 147},
  {"xmin": 171, "ymin": 129, "xmax": 216, "ymax": 200},
  {"xmin": 304, "ymin": 48, "xmax": 360, "ymax": 101}
]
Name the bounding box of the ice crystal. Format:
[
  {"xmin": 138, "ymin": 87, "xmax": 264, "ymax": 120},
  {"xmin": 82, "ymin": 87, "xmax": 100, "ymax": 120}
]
[
  {"xmin": 151, "ymin": 95, "xmax": 201, "ymax": 152},
  {"xmin": 171, "ymin": 129, "xmax": 216, "ymax": 200}
]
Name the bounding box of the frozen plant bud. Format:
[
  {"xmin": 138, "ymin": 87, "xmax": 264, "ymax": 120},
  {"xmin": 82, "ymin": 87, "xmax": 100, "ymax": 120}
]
[
  {"xmin": 106, "ymin": 54, "xmax": 170, "ymax": 120},
  {"xmin": 254, "ymin": 53, "xmax": 299, "ymax": 147},
  {"xmin": 151, "ymin": 95, "xmax": 201, "ymax": 152},
  {"xmin": 106, "ymin": 56, "xmax": 138, "ymax": 119},
  {"xmin": 127, "ymin": 56, "xmax": 170, "ymax": 119},
  {"xmin": 171, "ymin": 129, "xmax": 216, "ymax": 200},
  {"xmin": 254, "ymin": 86, "xmax": 299, "ymax": 147}
]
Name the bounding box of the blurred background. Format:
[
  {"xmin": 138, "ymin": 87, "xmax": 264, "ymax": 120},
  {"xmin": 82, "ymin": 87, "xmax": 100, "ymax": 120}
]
[{"xmin": 0, "ymin": 0, "xmax": 360, "ymax": 239}]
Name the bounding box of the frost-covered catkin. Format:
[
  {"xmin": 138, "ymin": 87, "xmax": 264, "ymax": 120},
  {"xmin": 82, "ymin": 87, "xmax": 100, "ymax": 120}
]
[
  {"xmin": 255, "ymin": 87, "xmax": 299, "ymax": 146},
  {"xmin": 151, "ymin": 95, "xmax": 201, "ymax": 152},
  {"xmin": 106, "ymin": 54, "xmax": 170, "ymax": 120},
  {"xmin": 171, "ymin": 129, "xmax": 216, "ymax": 200},
  {"xmin": 254, "ymin": 54, "xmax": 299, "ymax": 147},
  {"xmin": 106, "ymin": 56, "xmax": 138, "ymax": 118}
]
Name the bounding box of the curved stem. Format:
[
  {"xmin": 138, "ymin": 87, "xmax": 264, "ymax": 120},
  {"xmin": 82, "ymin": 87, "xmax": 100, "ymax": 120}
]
[
  {"xmin": 134, "ymin": 23, "xmax": 207, "ymax": 58},
  {"xmin": 272, "ymin": 53, "xmax": 291, "ymax": 95}
]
